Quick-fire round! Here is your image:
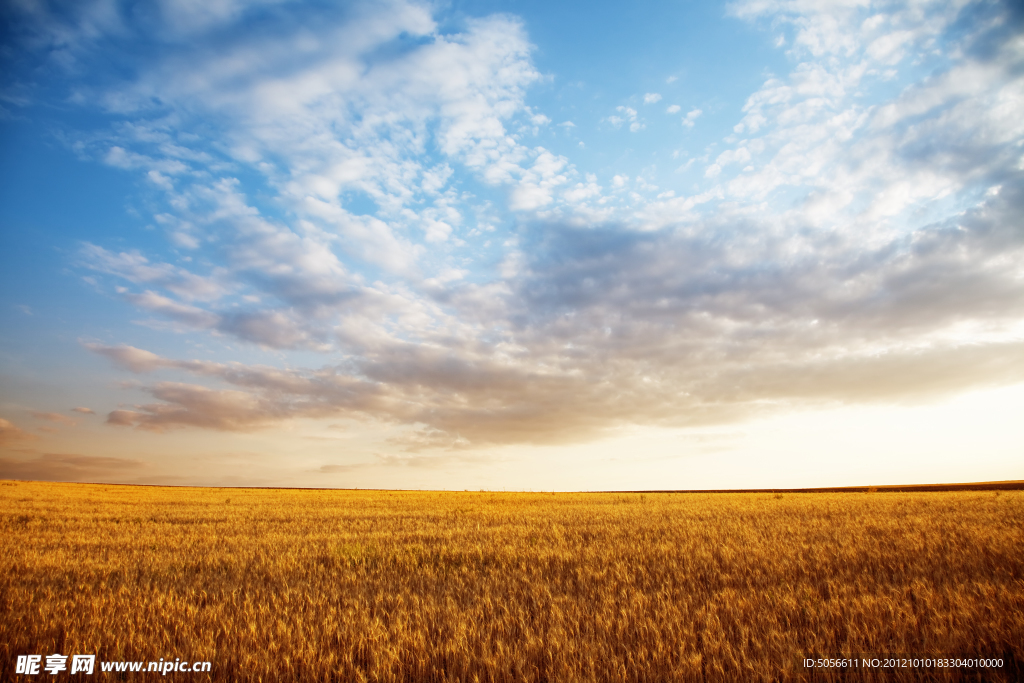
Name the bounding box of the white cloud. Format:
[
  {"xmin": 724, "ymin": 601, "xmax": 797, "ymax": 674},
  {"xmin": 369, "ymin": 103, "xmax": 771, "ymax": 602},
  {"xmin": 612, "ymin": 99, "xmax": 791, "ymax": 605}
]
[
  {"xmin": 104, "ymin": 146, "xmax": 188, "ymax": 175},
  {"xmin": 666, "ymin": 104, "xmax": 681, "ymax": 114},
  {"xmin": 562, "ymin": 180, "xmax": 602, "ymax": 204},
  {"xmin": 52, "ymin": 3, "xmax": 570, "ymax": 358},
  {"xmin": 713, "ymin": 146, "xmax": 752, "ymax": 169},
  {"xmin": 509, "ymin": 184, "xmax": 553, "ymax": 211},
  {"xmin": 78, "ymin": 4, "xmax": 547, "ymax": 275},
  {"xmin": 508, "ymin": 148, "xmax": 568, "ymax": 211},
  {"xmin": 712, "ymin": 0, "xmax": 1024, "ymax": 236},
  {"xmin": 643, "ymin": 93, "xmax": 662, "ymax": 104},
  {"xmin": 608, "ymin": 105, "xmax": 644, "ymax": 132},
  {"xmin": 866, "ymin": 29, "xmax": 914, "ymax": 64},
  {"xmin": 125, "ymin": 290, "xmax": 221, "ymax": 329},
  {"xmin": 420, "ymin": 163, "xmax": 453, "ymax": 195},
  {"xmin": 156, "ymin": 0, "xmax": 295, "ymax": 38},
  {"xmin": 79, "ymin": 244, "xmax": 227, "ymax": 301}
]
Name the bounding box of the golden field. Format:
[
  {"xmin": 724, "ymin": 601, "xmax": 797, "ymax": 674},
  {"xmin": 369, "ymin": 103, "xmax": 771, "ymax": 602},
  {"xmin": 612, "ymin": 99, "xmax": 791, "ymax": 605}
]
[{"xmin": 1, "ymin": 481, "xmax": 1022, "ymax": 682}]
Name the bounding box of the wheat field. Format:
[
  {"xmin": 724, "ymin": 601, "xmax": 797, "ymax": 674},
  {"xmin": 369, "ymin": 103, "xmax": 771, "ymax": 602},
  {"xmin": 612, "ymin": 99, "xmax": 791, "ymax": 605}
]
[{"xmin": 1, "ymin": 481, "xmax": 1021, "ymax": 682}]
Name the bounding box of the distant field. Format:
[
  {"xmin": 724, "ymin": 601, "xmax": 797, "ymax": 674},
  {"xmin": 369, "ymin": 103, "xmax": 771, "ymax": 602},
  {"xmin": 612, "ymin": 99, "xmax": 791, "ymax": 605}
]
[{"xmin": 1, "ymin": 481, "xmax": 1021, "ymax": 682}]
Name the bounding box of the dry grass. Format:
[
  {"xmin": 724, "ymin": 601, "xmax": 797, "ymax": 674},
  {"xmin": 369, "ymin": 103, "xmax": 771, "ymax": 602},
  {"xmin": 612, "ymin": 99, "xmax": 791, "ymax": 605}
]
[{"xmin": 1, "ymin": 481, "xmax": 1021, "ymax": 682}]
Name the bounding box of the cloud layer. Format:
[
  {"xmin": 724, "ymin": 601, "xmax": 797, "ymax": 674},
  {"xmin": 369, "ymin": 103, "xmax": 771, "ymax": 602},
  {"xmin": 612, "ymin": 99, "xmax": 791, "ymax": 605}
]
[
  {"xmin": 0, "ymin": 453, "xmax": 143, "ymax": 482},
  {"xmin": 84, "ymin": 174, "xmax": 1024, "ymax": 447},
  {"xmin": 6, "ymin": 0, "xmax": 1023, "ymax": 452}
]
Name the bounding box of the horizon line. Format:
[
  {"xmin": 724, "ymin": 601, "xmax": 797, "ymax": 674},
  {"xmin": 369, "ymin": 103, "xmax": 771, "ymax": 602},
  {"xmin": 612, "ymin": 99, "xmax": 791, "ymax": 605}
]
[{"xmin": 3, "ymin": 479, "xmax": 1022, "ymax": 493}]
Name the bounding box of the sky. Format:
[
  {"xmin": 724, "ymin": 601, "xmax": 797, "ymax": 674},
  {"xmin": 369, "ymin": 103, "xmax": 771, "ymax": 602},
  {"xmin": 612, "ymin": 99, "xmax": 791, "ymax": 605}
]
[{"xmin": 0, "ymin": 0, "xmax": 1022, "ymax": 490}]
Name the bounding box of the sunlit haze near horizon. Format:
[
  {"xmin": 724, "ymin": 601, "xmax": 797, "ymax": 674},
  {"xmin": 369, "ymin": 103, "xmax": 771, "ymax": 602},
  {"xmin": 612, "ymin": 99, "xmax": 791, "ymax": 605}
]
[{"xmin": 1, "ymin": 0, "xmax": 1022, "ymax": 490}]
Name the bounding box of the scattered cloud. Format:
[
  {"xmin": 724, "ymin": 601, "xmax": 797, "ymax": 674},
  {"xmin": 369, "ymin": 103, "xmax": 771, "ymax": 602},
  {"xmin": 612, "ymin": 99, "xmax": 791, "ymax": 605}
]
[
  {"xmin": 80, "ymin": 244, "xmax": 227, "ymax": 302},
  {"xmin": 314, "ymin": 463, "xmax": 365, "ymax": 474},
  {"xmin": 0, "ymin": 419, "xmax": 38, "ymax": 446},
  {"xmin": 0, "ymin": 453, "xmax": 143, "ymax": 482},
  {"xmin": 30, "ymin": 412, "xmax": 77, "ymax": 426},
  {"xmin": 716, "ymin": 0, "xmax": 1024, "ymax": 234},
  {"xmin": 10, "ymin": 0, "xmax": 1024, "ymax": 458},
  {"xmin": 608, "ymin": 106, "xmax": 644, "ymax": 132},
  {"xmin": 375, "ymin": 451, "xmax": 495, "ymax": 468},
  {"xmin": 81, "ymin": 170, "xmax": 1024, "ymax": 447},
  {"xmin": 86, "ymin": 343, "xmax": 169, "ymax": 373}
]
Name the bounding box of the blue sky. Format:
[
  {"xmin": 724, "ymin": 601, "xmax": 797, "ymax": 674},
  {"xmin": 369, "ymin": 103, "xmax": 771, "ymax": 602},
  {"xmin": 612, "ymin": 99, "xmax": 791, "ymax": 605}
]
[{"xmin": 1, "ymin": 0, "xmax": 1022, "ymax": 489}]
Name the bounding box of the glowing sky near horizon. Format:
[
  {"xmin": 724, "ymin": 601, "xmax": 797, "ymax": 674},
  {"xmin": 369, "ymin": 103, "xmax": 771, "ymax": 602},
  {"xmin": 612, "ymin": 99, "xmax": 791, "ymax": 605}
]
[{"xmin": 1, "ymin": 0, "xmax": 1022, "ymax": 489}]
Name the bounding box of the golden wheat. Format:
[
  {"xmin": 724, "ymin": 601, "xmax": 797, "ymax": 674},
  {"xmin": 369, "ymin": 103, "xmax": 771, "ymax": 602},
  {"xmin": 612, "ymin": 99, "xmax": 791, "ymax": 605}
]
[{"xmin": 1, "ymin": 481, "xmax": 1021, "ymax": 682}]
